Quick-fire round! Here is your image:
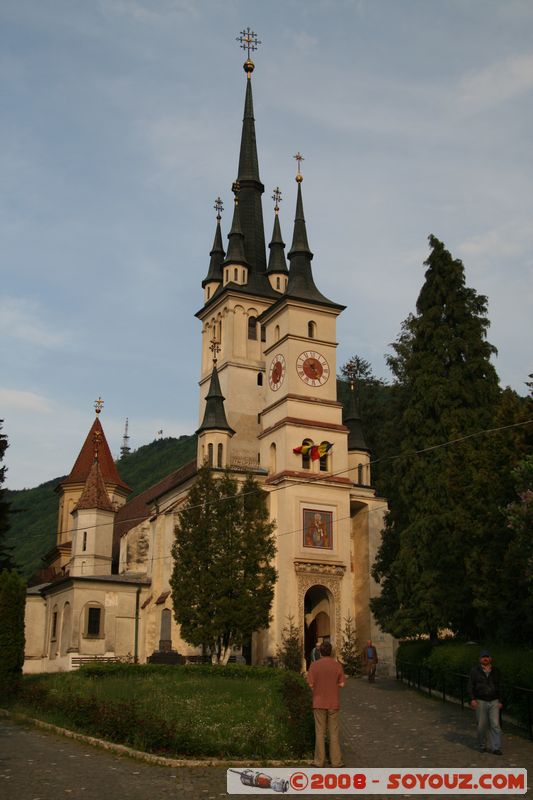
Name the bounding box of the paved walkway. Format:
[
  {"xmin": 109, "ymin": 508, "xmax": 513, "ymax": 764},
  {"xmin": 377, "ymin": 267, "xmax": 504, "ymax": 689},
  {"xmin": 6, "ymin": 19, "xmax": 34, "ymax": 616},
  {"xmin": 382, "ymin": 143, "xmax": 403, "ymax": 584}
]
[{"xmin": 1, "ymin": 677, "xmax": 531, "ymax": 799}]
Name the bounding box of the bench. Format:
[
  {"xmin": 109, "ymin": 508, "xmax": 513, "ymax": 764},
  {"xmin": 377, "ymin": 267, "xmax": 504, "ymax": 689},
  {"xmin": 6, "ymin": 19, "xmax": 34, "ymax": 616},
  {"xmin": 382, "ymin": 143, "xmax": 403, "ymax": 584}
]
[{"xmin": 71, "ymin": 656, "xmax": 125, "ymax": 669}]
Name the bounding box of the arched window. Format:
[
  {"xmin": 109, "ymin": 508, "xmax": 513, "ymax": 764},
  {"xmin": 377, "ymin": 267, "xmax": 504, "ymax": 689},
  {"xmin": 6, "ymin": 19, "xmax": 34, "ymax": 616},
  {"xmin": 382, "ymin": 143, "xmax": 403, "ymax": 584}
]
[
  {"xmin": 275, "ymin": 325, "xmax": 280, "ymax": 341},
  {"xmin": 207, "ymin": 286, "xmax": 211, "ymax": 299},
  {"xmin": 260, "ymin": 325, "xmax": 266, "ymax": 342},
  {"xmin": 257, "ymin": 372, "xmax": 263, "ymax": 386},
  {"xmin": 208, "ymin": 443, "xmax": 214, "ymax": 466},
  {"xmin": 82, "ymin": 531, "xmax": 87, "ymax": 552},
  {"xmin": 217, "ymin": 443, "xmax": 223, "ymax": 468},
  {"xmin": 248, "ymin": 316, "xmax": 257, "ymax": 340},
  {"xmin": 357, "ymin": 464, "xmax": 363, "ymax": 485},
  {"xmin": 308, "ymin": 320, "xmax": 316, "ymax": 338},
  {"xmin": 319, "ymin": 453, "xmax": 329, "ymax": 472},
  {"xmin": 270, "ymin": 443, "xmax": 277, "ymax": 473},
  {"xmin": 276, "ymin": 276, "xmax": 280, "ymax": 290},
  {"xmin": 302, "ymin": 438, "xmax": 313, "ymax": 470}
]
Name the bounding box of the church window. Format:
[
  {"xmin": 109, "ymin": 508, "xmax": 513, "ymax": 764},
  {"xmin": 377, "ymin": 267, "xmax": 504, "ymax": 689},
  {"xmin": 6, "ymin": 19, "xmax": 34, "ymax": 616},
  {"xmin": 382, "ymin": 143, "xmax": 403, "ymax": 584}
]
[
  {"xmin": 84, "ymin": 604, "xmax": 104, "ymax": 638},
  {"xmin": 276, "ymin": 276, "xmax": 280, "ymax": 290},
  {"xmin": 208, "ymin": 443, "xmax": 214, "ymax": 466},
  {"xmin": 248, "ymin": 316, "xmax": 257, "ymax": 340},
  {"xmin": 275, "ymin": 325, "xmax": 280, "ymax": 341},
  {"xmin": 225, "ymin": 269, "xmax": 229, "ymax": 283},
  {"xmin": 302, "ymin": 438, "xmax": 313, "ymax": 470},
  {"xmin": 308, "ymin": 320, "xmax": 316, "ymax": 338},
  {"xmin": 51, "ymin": 610, "xmax": 58, "ymax": 641},
  {"xmin": 319, "ymin": 453, "xmax": 329, "ymax": 472},
  {"xmin": 234, "ymin": 267, "xmax": 238, "ymax": 281},
  {"xmin": 217, "ymin": 443, "xmax": 223, "ymax": 468},
  {"xmin": 270, "ymin": 443, "xmax": 277, "ymax": 473},
  {"xmin": 82, "ymin": 531, "xmax": 87, "ymax": 552},
  {"xmin": 207, "ymin": 286, "xmax": 211, "ymax": 299},
  {"xmin": 357, "ymin": 464, "xmax": 363, "ymax": 485},
  {"xmin": 260, "ymin": 325, "xmax": 266, "ymax": 342},
  {"xmin": 257, "ymin": 372, "xmax": 263, "ymax": 386},
  {"xmin": 242, "ymin": 269, "xmax": 245, "ymax": 282}
]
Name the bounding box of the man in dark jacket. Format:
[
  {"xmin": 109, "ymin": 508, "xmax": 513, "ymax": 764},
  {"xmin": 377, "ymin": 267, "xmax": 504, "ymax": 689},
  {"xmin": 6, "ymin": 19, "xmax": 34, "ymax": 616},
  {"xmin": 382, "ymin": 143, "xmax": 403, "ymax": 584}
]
[{"xmin": 467, "ymin": 650, "xmax": 503, "ymax": 754}]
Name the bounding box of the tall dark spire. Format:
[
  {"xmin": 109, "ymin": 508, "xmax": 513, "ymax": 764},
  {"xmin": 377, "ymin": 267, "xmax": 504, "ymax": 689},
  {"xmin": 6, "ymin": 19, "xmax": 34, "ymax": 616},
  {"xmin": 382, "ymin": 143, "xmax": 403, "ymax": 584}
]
[
  {"xmin": 197, "ymin": 365, "xmax": 235, "ymax": 435},
  {"xmin": 286, "ymin": 161, "xmax": 342, "ymax": 309},
  {"xmin": 267, "ymin": 187, "xmax": 288, "ymax": 275},
  {"xmin": 234, "ymin": 37, "xmax": 267, "ymax": 274},
  {"xmin": 202, "ymin": 198, "xmax": 226, "ymax": 287}
]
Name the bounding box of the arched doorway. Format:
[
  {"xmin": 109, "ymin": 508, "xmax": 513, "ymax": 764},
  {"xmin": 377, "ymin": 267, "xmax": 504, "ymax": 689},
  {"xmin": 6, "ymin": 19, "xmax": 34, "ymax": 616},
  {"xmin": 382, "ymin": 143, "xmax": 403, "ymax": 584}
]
[{"xmin": 304, "ymin": 585, "xmax": 333, "ymax": 667}]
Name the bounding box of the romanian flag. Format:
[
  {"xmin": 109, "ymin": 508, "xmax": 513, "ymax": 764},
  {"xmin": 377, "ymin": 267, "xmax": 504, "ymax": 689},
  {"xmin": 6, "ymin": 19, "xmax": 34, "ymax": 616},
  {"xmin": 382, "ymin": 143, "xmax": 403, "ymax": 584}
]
[{"xmin": 293, "ymin": 441, "xmax": 333, "ymax": 460}]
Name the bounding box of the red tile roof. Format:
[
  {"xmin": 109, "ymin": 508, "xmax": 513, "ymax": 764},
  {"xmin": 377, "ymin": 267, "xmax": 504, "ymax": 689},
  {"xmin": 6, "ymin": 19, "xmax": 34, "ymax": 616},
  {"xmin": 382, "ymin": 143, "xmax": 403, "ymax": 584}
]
[
  {"xmin": 74, "ymin": 461, "xmax": 114, "ymax": 512},
  {"xmin": 61, "ymin": 417, "xmax": 131, "ymax": 492}
]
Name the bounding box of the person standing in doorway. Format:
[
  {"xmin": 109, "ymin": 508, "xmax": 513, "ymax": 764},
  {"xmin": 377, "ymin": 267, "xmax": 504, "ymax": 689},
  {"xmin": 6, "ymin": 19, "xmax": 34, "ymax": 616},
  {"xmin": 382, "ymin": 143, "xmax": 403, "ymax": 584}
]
[
  {"xmin": 468, "ymin": 650, "xmax": 503, "ymax": 755},
  {"xmin": 363, "ymin": 639, "xmax": 378, "ymax": 682},
  {"xmin": 306, "ymin": 640, "xmax": 345, "ymax": 767}
]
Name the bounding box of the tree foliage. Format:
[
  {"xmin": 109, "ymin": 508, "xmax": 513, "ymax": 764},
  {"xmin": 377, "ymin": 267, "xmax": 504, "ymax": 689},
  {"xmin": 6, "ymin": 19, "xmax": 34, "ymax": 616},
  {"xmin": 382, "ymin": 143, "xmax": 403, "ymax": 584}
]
[
  {"xmin": 339, "ymin": 615, "xmax": 362, "ymax": 676},
  {"xmin": 276, "ymin": 614, "xmax": 303, "ymax": 672},
  {"xmin": 371, "ymin": 236, "xmax": 506, "ymax": 640},
  {"xmin": 170, "ymin": 467, "xmax": 277, "ymax": 664},
  {"xmin": 0, "ymin": 569, "xmax": 26, "ymax": 695},
  {"xmin": 0, "ymin": 421, "xmax": 16, "ymax": 572}
]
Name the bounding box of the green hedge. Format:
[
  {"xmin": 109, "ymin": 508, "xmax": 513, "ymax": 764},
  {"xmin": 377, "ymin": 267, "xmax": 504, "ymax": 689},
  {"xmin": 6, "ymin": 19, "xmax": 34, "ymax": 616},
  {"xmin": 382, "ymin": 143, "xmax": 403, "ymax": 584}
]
[
  {"xmin": 13, "ymin": 664, "xmax": 314, "ymax": 759},
  {"xmin": 396, "ymin": 640, "xmax": 533, "ymax": 728}
]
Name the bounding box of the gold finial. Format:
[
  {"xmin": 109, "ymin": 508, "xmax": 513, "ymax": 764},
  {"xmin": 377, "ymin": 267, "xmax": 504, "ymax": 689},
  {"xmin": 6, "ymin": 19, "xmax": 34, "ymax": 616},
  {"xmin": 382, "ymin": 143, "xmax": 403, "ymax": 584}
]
[
  {"xmin": 214, "ymin": 197, "xmax": 223, "ymax": 220},
  {"xmin": 93, "ymin": 429, "xmax": 102, "ymax": 462},
  {"xmin": 94, "ymin": 397, "xmax": 104, "ymax": 415},
  {"xmin": 294, "ymin": 152, "xmax": 304, "ymax": 183},
  {"xmin": 236, "ymin": 27, "xmax": 261, "ymax": 76},
  {"xmin": 231, "ymin": 180, "xmax": 241, "ymax": 206},
  {"xmin": 209, "ymin": 338, "xmax": 221, "ymax": 366},
  {"xmin": 272, "ymin": 187, "xmax": 282, "ymax": 214}
]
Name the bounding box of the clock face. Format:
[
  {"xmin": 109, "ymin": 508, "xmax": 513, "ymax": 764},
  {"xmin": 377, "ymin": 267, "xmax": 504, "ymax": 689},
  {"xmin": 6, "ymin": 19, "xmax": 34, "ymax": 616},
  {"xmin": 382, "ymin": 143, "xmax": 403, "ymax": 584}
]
[
  {"xmin": 269, "ymin": 354, "xmax": 286, "ymax": 391},
  {"xmin": 296, "ymin": 350, "xmax": 330, "ymax": 387}
]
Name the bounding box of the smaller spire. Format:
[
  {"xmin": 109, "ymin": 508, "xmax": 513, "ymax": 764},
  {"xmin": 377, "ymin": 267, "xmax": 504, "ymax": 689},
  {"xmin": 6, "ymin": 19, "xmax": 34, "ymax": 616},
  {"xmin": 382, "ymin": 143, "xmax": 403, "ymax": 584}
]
[
  {"xmin": 74, "ymin": 460, "xmax": 114, "ymax": 512},
  {"xmin": 197, "ymin": 364, "xmax": 235, "ymax": 435},
  {"xmin": 202, "ymin": 197, "xmax": 226, "ymax": 288},
  {"xmin": 267, "ymin": 187, "xmax": 288, "ymax": 275},
  {"xmin": 223, "ymin": 182, "xmax": 249, "ymax": 267}
]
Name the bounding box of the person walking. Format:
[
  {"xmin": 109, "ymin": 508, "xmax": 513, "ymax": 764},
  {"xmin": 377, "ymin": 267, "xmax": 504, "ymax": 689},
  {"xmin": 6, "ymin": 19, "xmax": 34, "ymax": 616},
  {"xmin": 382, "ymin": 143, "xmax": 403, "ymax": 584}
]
[
  {"xmin": 306, "ymin": 640, "xmax": 345, "ymax": 768},
  {"xmin": 363, "ymin": 639, "xmax": 378, "ymax": 682},
  {"xmin": 467, "ymin": 650, "xmax": 503, "ymax": 755}
]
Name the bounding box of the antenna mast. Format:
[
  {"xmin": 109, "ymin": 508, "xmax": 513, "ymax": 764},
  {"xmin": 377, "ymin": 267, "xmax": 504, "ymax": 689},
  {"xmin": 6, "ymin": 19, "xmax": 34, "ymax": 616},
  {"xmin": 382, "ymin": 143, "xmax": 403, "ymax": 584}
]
[{"xmin": 120, "ymin": 417, "xmax": 131, "ymax": 458}]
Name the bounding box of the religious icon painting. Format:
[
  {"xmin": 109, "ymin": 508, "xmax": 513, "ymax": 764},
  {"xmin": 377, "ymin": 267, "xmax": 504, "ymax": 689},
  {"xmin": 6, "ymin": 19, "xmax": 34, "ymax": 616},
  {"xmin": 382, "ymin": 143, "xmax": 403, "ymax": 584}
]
[{"xmin": 303, "ymin": 508, "xmax": 333, "ymax": 550}]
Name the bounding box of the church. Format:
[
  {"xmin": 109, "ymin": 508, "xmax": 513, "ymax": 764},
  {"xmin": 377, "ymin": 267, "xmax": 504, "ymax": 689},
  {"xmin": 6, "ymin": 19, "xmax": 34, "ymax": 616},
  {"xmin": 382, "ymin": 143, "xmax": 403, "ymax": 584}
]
[{"xmin": 23, "ymin": 34, "xmax": 395, "ymax": 674}]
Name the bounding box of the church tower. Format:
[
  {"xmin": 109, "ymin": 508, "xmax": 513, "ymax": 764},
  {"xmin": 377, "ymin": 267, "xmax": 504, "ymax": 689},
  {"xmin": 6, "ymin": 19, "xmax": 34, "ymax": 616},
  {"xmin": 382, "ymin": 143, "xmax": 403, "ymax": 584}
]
[{"xmin": 195, "ymin": 31, "xmax": 394, "ymax": 669}]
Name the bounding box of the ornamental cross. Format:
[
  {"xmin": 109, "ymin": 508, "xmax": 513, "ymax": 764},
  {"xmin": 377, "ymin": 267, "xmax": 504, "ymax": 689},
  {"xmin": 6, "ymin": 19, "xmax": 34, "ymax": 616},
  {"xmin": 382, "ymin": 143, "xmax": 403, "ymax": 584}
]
[
  {"xmin": 210, "ymin": 338, "xmax": 221, "ymax": 365},
  {"xmin": 214, "ymin": 197, "xmax": 223, "ymax": 220},
  {"xmin": 94, "ymin": 397, "xmax": 104, "ymax": 415},
  {"xmin": 93, "ymin": 429, "xmax": 102, "ymax": 461},
  {"xmin": 294, "ymin": 152, "xmax": 305, "ymax": 175},
  {"xmin": 272, "ymin": 186, "xmax": 282, "ymax": 212},
  {"xmin": 236, "ymin": 27, "xmax": 261, "ymax": 59}
]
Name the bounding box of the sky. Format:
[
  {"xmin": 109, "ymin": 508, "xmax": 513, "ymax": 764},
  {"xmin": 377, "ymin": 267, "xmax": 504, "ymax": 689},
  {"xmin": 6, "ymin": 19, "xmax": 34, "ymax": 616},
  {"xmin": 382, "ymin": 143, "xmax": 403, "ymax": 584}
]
[{"xmin": 1, "ymin": 0, "xmax": 532, "ymax": 490}]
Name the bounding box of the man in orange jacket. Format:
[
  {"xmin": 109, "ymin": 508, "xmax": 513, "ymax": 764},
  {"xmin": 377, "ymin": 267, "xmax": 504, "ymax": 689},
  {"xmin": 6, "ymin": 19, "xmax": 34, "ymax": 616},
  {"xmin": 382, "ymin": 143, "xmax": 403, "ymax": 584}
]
[{"xmin": 306, "ymin": 640, "xmax": 346, "ymax": 767}]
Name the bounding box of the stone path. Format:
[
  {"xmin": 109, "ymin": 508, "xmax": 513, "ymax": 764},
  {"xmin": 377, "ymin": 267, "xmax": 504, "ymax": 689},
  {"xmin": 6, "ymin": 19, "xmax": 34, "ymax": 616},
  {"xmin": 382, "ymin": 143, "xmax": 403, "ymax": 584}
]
[{"xmin": 1, "ymin": 677, "xmax": 531, "ymax": 799}]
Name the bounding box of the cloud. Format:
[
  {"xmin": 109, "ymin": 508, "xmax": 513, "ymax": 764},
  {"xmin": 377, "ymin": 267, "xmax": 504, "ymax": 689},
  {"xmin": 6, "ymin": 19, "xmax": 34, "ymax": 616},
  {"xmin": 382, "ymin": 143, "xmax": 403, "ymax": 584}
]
[
  {"xmin": 0, "ymin": 388, "xmax": 53, "ymax": 413},
  {"xmin": 0, "ymin": 297, "xmax": 69, "ymax": 349},
  {"xmin": 455, "ymin": 53, "xmax": 533, "ymax": 114}
]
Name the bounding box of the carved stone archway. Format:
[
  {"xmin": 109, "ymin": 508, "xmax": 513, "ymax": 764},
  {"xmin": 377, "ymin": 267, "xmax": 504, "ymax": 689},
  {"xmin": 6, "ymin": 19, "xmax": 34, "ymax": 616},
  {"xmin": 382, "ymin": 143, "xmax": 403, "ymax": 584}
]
[{"xmin": 295, "ymin": 561, "xmax": 346, "ymax": 649}]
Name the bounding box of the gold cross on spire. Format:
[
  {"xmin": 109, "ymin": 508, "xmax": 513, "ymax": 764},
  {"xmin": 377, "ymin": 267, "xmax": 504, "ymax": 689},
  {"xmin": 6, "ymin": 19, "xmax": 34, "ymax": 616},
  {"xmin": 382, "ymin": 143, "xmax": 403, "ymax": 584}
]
[
  {"xmin": 293, "ymin": 152, "xmax": 304, "ymax": 183},
  {"xmin": 94, "ymin": 397, "xmax": 104, "ymax": 415},
  {"xmin": 236, "ymin": 27, "xmax": 261, "ymax": 59},
  {"xmin": 210, "ymin": 338, "xmax": 221, "ymax": 366},
  {"xmin": 272, "ymin": 187, "xmax": 282, "ymax": 213},
  {"xmin": 214, "ymin": 197, "xmax": 223, "ymax": 220}
]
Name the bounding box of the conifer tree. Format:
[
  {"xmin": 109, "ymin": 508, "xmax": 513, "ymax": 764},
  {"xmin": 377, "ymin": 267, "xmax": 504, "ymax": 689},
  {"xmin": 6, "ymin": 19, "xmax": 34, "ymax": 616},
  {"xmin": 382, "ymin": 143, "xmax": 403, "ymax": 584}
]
[
  {"xmin": 0, "ymin": 421, "xmax": 16, "ymax": 571},
  {"xmin": 0, "ymin": 569, "xmax": 26, "ymax": 695},
  {"xmin": 371, "ymin": 236, "xmax": 502, "ymax": 640},
  {"xmin": 170, "ymin": 467, "xmax": 276, "ymax": 664}
]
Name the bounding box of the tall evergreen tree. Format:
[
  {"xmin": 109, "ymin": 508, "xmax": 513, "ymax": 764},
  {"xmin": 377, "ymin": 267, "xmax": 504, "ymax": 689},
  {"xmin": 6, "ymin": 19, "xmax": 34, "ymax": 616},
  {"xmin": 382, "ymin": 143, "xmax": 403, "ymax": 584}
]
[
  {"xmin": 0, "ymin": 569, "xmax": 26, "ymax": 695},
  {"xmin": 0, "ymin": 421, "xmax": 16, "ymax": 571},
  {"xmin": 371, "ymin": 235, "xmax": 502, "ymax": 640},
  {"xmin": 170, "ymin": 467, "xmax": 276, "ymax": 664}
]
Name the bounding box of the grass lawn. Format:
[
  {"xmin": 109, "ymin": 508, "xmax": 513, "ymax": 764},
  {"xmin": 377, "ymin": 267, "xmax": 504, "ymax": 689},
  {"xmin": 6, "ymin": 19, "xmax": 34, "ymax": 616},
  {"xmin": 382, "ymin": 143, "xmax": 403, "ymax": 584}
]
[{"xmin": 9, "ymin": 664, "xmax": 313, "ymax": 760}]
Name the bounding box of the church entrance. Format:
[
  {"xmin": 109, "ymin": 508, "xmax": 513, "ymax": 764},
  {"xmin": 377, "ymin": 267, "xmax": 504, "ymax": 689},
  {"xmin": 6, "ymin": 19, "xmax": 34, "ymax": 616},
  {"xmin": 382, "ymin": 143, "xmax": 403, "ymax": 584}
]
[{"xmin": 304, "ymin": 585, "xmax": 332, "ymax": 667}]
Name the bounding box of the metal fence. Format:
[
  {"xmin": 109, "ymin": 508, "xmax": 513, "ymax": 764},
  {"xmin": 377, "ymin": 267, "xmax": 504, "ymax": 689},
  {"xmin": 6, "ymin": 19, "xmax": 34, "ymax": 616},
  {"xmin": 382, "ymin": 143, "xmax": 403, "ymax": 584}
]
[{"xmin": 396, "ymin": 660, "xmax": 533, "ymax": 741}]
